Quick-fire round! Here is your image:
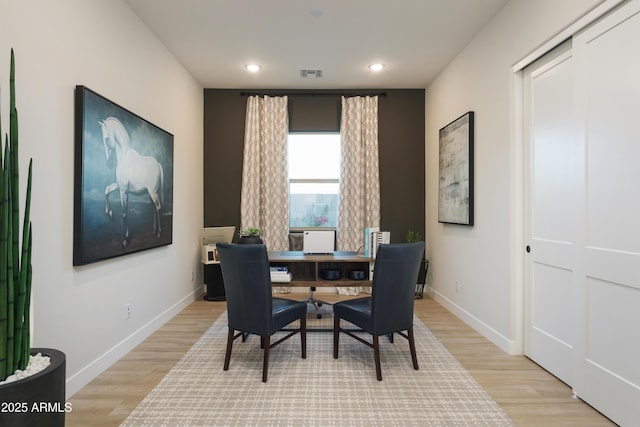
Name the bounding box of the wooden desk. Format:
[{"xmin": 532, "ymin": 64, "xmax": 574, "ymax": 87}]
[{"xmin": 268, "ymin": 251, "xmax": 373, "ymax": 287}]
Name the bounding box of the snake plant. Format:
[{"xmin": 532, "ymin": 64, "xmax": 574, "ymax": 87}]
[{"xmin": 0, "ymin": 49, "xmax": 33, "ymax": 382}]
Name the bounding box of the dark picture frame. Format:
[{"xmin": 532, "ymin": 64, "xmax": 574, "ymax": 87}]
[
  {"xmin": 73, "ymin": 86, "xmax": 174, "ymax": 265},
  {"xmin": 438, "ymin": 111, "xmax": 474, "ymax": 226}
]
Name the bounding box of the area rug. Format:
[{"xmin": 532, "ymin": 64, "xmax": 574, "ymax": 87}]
[{"xmin": 121, "ymin": 305, "xmax": 514, "ymax": 426}]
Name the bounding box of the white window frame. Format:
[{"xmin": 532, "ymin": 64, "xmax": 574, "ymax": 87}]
[{"xmin": 288, "ymin": 132, "xmax": 340, "ymax": 232}]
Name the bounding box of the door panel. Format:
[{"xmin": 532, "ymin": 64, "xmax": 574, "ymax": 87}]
[
  {"xmin": 586, "ymin": 277, "xmax": 640, "ymax": 385},
  {"xmin": 532, "ymin": 263, "xmax": 573, "ymax": 347},
  {"xmin": 524, "ymin": 2, "xmax": 640, "ymax": 424},
  {"xmin": 524, "ymin": 42, "xmax": 575, "ymax": 386},
  {"xmin": 572, "ymin": 2, "xmax": 640, "ymax": 425}
]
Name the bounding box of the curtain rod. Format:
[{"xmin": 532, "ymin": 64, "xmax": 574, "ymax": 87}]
[{"xmin": 240, "ymin": 91, "xmax": 387, "ymax": 98}]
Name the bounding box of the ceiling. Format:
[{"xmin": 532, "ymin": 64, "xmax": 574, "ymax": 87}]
[{"xmin": 124, "ymin": 0, "xmax": 509, "ymax": 89}]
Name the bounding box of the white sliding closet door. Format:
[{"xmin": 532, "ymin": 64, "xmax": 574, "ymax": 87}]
[
  {"xmin": 572, "ymin": 2, "xmax": 640, "ymax": 425},
  {"xmin": 523, "ymin": 41, "xmax": 576, "ymax": 386},
  {"xmin": 523, "ymin": 2, "xmax": 640, "ymax": 424}
]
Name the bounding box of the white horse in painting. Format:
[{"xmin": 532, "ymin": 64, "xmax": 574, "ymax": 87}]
[{"xmin": 100, "ymin": 117, "xmax": 164, "ymax": 247}]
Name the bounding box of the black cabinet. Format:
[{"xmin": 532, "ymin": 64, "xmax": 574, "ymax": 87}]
[{"xmin": 203, "ymin": 263, "xmax": 225, "ymax": 301}]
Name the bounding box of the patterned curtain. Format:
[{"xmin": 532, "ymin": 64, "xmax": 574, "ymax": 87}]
[
  {"xmin": 240, "ymin": 95, "xmax": 289, "ymax": 251},
  {"xmin": 337, "ymin": 96, "xmax": 380, "ymax": 252}
]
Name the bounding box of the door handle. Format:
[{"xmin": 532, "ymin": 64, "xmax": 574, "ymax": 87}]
[{"xmin": 526, "ymin": 245, "xmax": 531, "ymax": 253}]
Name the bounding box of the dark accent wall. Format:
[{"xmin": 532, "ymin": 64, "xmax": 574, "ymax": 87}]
[{"xmin": 203, "ymin": 89, "xmax": 425, "ymax": 245}]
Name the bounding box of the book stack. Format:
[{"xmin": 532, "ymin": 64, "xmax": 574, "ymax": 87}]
[
  {"xmin": 364, "ymin": 227, "xmax": 379, "ymax": 258},
  {"xmin": 270, "ymin": 266, "xmax": 292, "ymax": 283},
  {"xmin": 364, "ymin": 227, "xmax": 390, "ymax": 258}
]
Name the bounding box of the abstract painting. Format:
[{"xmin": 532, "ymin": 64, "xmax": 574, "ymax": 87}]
[{"xmin": 438, "ymin": 111, "xmax": 474, "ymax": 226}]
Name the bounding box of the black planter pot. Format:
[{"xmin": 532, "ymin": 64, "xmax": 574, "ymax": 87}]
[
  {"xmin": 0, "ymin": 348, "xmax": 66, "ymax": 427},
  {"xmin": 415, "ymin": 259, "xmax": 430, "ymax": 299},
  {"xmin": 238, "ymin": 235, "xmax": 263, "ymax": 245}
]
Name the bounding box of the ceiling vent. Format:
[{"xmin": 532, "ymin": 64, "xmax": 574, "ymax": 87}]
[{"xmin": 300, "ymin": 69, "xmax": 323, "ymax": 78}]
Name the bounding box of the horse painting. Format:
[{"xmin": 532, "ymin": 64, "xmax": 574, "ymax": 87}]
[{"xmin": 99, "ymin": 117, "xmax": 164, "ymax": 247}]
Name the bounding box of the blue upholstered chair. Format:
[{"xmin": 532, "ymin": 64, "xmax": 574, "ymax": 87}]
[
  {"xmin": 216, "ymin": 243, "xmax": 307, "ymax": 382},
  {"xmin": 332, "ymin": 242, "xmax": 424, "ymax": 381}
]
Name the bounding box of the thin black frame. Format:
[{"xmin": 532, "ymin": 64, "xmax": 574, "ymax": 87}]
[
  {"xmin": 73, "ymin": 86, "xmax": 174, "ymax": 265},
  {"xmin": 438, "ymin": 111, "xmax": 474, "ymax": 226}
]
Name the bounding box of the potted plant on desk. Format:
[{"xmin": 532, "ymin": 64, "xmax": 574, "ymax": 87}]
[
  {"xmin": 238, "ymin": 227, "xmax": 263, "ymax": 245},
  {"xmin": 0, "ymin": 49, "xmax": 66, "ymax": 427}
]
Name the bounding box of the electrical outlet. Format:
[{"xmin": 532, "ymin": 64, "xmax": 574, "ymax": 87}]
[
  {"xmin": 455, "ymin": 280, "xmax": 461, "ymax": 293},
  {"xmin": 126, "ymin": 303, "xmax": 132, "ymax": 319}
]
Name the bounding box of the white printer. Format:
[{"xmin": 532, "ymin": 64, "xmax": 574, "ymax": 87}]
[{"xmin": 201, "ymin": 226, "xmax": 235, "ymax": 264}]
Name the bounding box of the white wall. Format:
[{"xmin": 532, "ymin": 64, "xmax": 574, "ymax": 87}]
[
  {"xmin": 0, "ymin": 0, "xmax": 204, "ymax": 396},
  {"xmin": 425, "ymin": 0, "xmax": 602, "ymax": 353}
]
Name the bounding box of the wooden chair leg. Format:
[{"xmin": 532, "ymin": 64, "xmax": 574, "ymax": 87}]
[
  {"xmin": 373, "ymin": 335, "xmax": 382, "ymax": 381},
  {"xmin": 262, "ymin": 335, "xmax": 270, "ymax": 382},
  {"xmin": 408, "ymin": 327, "xmax": 419, "ymax": 370},
  {"xmin": 300, "ymin": 315, "xmax": 307, "ymax": 359},
  {"xmin": 333, "ymin": 316, "xmax": 340, "ymax": 359},
  {"xmin": 224, "ymin": 327, "xmax": 234, "ymax": 371}
]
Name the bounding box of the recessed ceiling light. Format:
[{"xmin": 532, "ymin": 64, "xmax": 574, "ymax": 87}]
[
  {"xmin": 245, "ymin": 64, "xmax": 261, "ymax": 72},
  {"xmin": 369, "ymin": 63, "xmax": 385, "ymax": 72}
]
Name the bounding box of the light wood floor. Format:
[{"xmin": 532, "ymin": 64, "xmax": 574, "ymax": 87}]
[{"xmin": 66, "ymin": 293, "xmax": 615, "ymax": 426}]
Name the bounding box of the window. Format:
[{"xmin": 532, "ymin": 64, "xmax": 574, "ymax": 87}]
[{"xmin": 288, "ymin": 133, "xmax": 340, "ymax": 229}]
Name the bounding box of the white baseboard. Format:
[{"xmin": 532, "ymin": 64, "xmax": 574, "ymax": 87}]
[
  {"xmin": 427, "ymin": 286, "xmax": 519, "ymax": 355},
  {"xmin": 66, "ymin": 287, "xmax": 203, "ymax": 398}
]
